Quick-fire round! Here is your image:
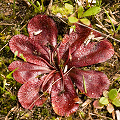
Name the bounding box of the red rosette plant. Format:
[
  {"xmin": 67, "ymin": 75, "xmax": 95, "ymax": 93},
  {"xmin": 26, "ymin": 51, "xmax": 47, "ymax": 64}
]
[{"xmin": 8, "ymin": 14, "xmax": 114, "ymax": 116}]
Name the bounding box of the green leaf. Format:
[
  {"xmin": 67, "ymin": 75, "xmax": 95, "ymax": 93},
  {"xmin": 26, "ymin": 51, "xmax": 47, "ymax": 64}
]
[
  {"xmin": 78, "ymin": 6, "xmax": 84, "ymax": 18},
  {"xmin": 27, "ymin": 0, "xmax": 41, "ymax": 12},
  {"xmin": 96, "ymin": 0, "xmax": 102, "ymax": 7},
  {"xmin": 99, "ymin": 97, "xmax": 109, "ymax": 105},
  {"xmin": 41, "ymin": 0, "xmax": 45, "ymax": 12},
  {"xmin": 80, "ymin": 18, "xmax": 90, "ymax": 25},
  {"xmin": 82, "ymin": 6, "xmax": 101, "ymax": 17},
  {"xmin": 104, "ymin": 8, "xmax": 115, "ymax": 32},
  {"xmin": 108, "ymin": 89, "xmax": 118, "ymax": 100},
  {"xmin": 36, "ymin": 1, "xmax": 41, "ymax": 7},
  {"xmin": 6, "ymin": 67, "xmax": 18, "ymax": 79},
  {"xmin": 118, "ymin": 88, "xmax": 120, "ymax": 93},
  {"xmin": 14, "ymin": 51, "xmax": 18, "ymax": 60},
  {"xmin": 14, "ymin": 51, "xmax": 18, "ymax": 57},
  {"xmin": 112, "ymin": 99, "xmax": 120, "ymax": 107},
  {"xmin": 68, "ymin": 17, "xmax": 78, "ymax": 23},
  {"xmin": 65, "ymin": 3, "xmax": 73, "ymax": 14},
  {"xmin": 116, "ymin": 24, "xmax": 120, "ymax": 32},
  {"xmin": 19, "ymin": 53, "xmax": 27, "ymax": 62},
  {"xmin": 83, "ymin": 75, "xmax": 87, "ymax": 93},
  {"xmin": 3, "ymin": 79, "xmax": 6, "ymax": 89},
  {"xmin": 69, "ymin": 25, "xmax": 76, "ymax": 32}
]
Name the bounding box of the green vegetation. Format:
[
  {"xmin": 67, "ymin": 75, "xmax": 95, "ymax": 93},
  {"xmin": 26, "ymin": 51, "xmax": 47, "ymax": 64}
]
[{"xmin": 94, "ymin": 88, "xmax": 120, "ymax": 115}]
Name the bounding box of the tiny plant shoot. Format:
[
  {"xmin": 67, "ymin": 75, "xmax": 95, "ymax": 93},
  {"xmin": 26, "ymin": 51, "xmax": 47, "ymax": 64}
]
[{"xmin": 93, "ymin": 89, "xmax": 120, "ymax": 114}]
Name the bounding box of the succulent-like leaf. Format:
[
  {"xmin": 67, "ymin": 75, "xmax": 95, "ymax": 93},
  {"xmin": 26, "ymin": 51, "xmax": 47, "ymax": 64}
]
[
  {"xmin": 51, "ymin": 73, "xmax": 79, "ymax": 116},
  {"xmin": 69, "ymin": 69, "xmax": 110, "ymax": 98},
  {"xmin": 28, "ymin": 14, "xmax": 57, "ymax": 47},
  {"xmin": 99, "ymin": 97, "xmax": 109, "ymax": 105},
  {"xmin": 108, "ymin": 89, "xmax": 118, "ymax": 100},
  {"xmin": 112, "ymin": 99, "xmax": 120, "ymax": 107},
  {"xmin": 8, "ymin": 61, "xmax": 51, "ymax": 84},
  {"xmin": 18, "ymin": 76, "xmax": 47, "ymax": 109},
  {"xmin": 68, "ymin": 40, "xmax": 114, "ymax": 68},
  {"xmin": 112, "ymin": 93, "xmax": 120, "ymax": 107}
]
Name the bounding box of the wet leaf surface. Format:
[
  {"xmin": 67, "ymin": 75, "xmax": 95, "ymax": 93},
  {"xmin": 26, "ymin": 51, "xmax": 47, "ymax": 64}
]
[{"xmin": 51, "ymin": 73, "xmax": 79, "ymax": 116}]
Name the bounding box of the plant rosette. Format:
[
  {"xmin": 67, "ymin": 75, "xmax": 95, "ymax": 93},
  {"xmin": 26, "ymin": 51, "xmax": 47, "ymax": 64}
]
[
  {"xmin": 8, "ymin": 14, "xmax": 114, "ymax": 116},
  {"xmin": 93, "ymin": 89, "xmax": 120, "ymax": 114}
]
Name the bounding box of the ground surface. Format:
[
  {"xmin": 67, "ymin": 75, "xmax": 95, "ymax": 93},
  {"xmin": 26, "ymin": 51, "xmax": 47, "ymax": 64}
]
[{"xmin": 0, "ymin": 0, "xmax": 120, "ymax": 120}]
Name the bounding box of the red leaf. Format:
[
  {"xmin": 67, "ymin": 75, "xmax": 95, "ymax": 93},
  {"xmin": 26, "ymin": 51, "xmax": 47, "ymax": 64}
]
[
  {"xmin": 68, "ymin": 40, "xmax": 114, "ymax": 68},
  {"xmin": 93, "ymin": 30, "xmax": 101, "ymax": 37},
  {"xmin": 58, "ymin": 34, "xmax": 70, "ymax": 59},
  {"xmin": 93, "ymin": 100, "xmax": 104, "ymax": 109},
  {"xmin": 51, "ymin": 73, "xmax": 79, "ymax": 116},
  {"xmin": 8, "ymin": 61, "xmax": 51, "ymax": 84},
  {"xmin": 68, "ymin": 23, "xmax": 92, "ymax": 53},
  {"xmin": 41, "ymin": 70, "xmax": 56, "ymax": 94},
  {"xmin": 9, "ymin": 34, "xmax": 53, "ymax": 68},
  {"xmin": 18, "ymin": 76, "xmax": 47, "ymax": 109},
  {"xmin": 28, "ymin": 15, "xmax": 57, "ymax": 47},
  {"xmin": 69, "ymin": 68, "xmax": 110, "ymax": 98},
  {"xmin": 59, "ymin": 23, "xmax": 91, "ymax": 59}
]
